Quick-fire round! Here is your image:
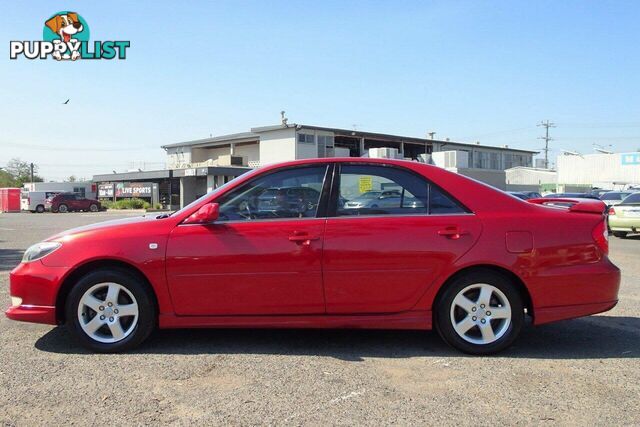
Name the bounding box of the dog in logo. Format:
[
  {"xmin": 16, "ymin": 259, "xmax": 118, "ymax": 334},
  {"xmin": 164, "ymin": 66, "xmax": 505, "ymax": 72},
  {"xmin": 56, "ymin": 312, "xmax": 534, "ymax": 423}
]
[{"xmin": 45, "ymin": 12, "xmax": 83, "ymax": 60}]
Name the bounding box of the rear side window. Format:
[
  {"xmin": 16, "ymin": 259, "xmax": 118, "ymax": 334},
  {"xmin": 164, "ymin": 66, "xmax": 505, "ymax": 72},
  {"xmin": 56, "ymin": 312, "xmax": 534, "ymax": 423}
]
[
  {"xmin": 429, "ymin": 186, "xmax": 465, "ymax": 214},
  {"xmin": 336, "ymin": 164, "xmax": 466, "ymax": 216}
]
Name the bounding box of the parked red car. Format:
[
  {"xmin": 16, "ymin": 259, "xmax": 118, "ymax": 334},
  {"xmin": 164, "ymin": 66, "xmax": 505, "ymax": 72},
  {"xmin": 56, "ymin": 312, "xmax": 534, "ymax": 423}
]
[
  {"xmin": 45, "ymin": 192, "xmax": 101, "ymax": 213},
  {"xmin": 6, "ymin": 158, "xmax": 620, "ymax": 354}
]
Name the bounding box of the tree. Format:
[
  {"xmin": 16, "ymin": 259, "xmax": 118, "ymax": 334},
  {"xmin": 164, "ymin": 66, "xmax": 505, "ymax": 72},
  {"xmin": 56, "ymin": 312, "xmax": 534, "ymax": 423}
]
[
  {"xmin": 67, "ymin": 175, "xmax": 77, "ymax": 182},
  {"xmin": 0, "ymin": 169, "xmax": 16, "ymax": 187},
  {"xmin": 4, "ymin": 158, "xmax": 44, "ymax": 186}
]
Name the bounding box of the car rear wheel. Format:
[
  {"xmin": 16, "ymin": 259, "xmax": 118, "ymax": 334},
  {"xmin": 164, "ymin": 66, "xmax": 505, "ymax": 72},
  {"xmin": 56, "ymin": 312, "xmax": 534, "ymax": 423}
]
[
  {"xmin": 435, "ymin": 270, "xmax": 524, "ymax": 355},
  {"xmin": 66, "ymin": 269, "xmax": 156, "ymax": 352},
  {"xmin": 36, "ymin": 205, "xmax": 45, "ymax": 213},
  {"xmin": 58, "ymin": 204, "xmax": 69, "ymax": 213},
  {"xmin": 89, "ymin": 204, "xmax": 99, "ymax": 212},
  {"xmin": 612, "ymin": 231, "xmax": 628, "ymax": 238}
]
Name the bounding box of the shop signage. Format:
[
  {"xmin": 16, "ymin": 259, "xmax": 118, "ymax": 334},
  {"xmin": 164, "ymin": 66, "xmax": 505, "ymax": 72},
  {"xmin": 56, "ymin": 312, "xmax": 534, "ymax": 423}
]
[
  {"xmin": 97, "ymin": 184, "xmax": 114, "ymax": 198},
  {"xmin": 621, "ymin": 153, "xmax": 640, "ymax": 166},
  {"xmin": 115, "ymin": 182, "xmax": 153, "ymax": 197}
]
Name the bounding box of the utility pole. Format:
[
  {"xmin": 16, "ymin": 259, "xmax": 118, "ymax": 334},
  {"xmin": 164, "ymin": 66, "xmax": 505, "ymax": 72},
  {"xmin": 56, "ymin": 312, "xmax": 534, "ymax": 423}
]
[
  {"xmin": 30, "ymin": 162, "xmax": 34, "ymax": 183},
  {"xmin": 537, "ymin": 120, "xmax": 556, "ymax": 169}
]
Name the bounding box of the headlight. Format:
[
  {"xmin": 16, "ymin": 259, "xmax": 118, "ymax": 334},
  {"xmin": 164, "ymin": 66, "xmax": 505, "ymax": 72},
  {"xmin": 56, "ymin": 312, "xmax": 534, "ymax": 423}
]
[{"xmin": 22, "ymin": 242, "xmax": 62, "ymax": 263}]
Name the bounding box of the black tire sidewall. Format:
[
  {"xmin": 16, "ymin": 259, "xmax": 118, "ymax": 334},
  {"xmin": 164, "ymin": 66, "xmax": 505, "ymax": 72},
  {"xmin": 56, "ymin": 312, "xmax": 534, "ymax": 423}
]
[
  {"xmin": 36, "ymin": 205, "xmax": 44, "ymax": 213},
  {"xmin": 89, "ymin": 204, "xmax": 98, "ymax": 212},
  {"xmin": 435, "ymin": 270, "xmax": 524, "ymax": 355},
  {"xmin": 58, "ymin": 204, "xmax": 68, "ymax": 213},
  {"xmin": 65, "ymin": 269, "xmax": 156, "ymax": 352}
]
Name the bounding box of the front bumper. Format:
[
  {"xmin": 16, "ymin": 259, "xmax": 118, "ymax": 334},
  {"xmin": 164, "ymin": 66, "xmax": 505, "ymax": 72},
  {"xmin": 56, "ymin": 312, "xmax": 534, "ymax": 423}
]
[
  {"xmin": 5, "ymin": 304, "xmax": 56, "ymax": 324},
  {"xmin": 4, "ymin": 261, "xmax": 69, "ymax": 325}
]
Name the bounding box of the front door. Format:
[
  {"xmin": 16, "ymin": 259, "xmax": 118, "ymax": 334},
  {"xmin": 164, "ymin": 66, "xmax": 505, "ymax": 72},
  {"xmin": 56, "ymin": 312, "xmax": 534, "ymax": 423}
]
[
  {"xmin": 166, "ymin": 165, "xmax": 330, "ymax": 316},
  {"xmin": 323, "ymin": 164, "xmax": 481, "ymax": 314}
]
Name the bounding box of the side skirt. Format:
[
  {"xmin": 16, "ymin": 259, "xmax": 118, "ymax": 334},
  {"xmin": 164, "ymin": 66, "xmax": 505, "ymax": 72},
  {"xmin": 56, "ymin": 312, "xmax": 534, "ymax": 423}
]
[{"xmin": 159, "ymin": 310, "xmax": 432, "ymax": 330}]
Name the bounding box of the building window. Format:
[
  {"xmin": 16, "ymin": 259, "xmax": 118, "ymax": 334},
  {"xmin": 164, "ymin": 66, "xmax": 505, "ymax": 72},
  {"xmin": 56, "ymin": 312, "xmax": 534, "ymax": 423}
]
[
  {"xmin": 504, "ymin": 153, "xmax": 530, "ymax": 169},
  {"xmin": 298, "ymin": 133, "xmax": 315, "ymax": 144},
  {"xmin": 73, "ymin": 187, "xmax": 86, "ymax": 197},
  {"xmin": 317, "ymin": 135, "xmax": 334, "ymax": 157},
  {"xmin": 473, "ymin": 151, "xmax": 500, "ymax": 170}
]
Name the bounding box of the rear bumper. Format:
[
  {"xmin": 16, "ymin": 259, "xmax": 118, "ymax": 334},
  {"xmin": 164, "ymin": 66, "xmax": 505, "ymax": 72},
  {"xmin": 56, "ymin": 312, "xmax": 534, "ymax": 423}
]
[
  {"xmin": 4, "ymin": 261, "xmax": 68, "ymax": 325},
  {"xmin": 534, "ymin": 300, "xmax": 617, "ymax": 325},
  {"xmin": 608, "ymin": 217, "xmax": 640, "ymax": 231},
  {"xmin": 530, "ymin": 258, "xmax": 621, "ymax": 325}
]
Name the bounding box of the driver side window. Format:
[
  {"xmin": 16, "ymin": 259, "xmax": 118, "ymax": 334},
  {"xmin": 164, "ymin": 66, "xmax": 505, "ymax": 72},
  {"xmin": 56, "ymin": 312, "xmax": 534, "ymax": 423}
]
[{"xmin": 216, "ymin": 165, "xmax": 328, "ymax": 222}]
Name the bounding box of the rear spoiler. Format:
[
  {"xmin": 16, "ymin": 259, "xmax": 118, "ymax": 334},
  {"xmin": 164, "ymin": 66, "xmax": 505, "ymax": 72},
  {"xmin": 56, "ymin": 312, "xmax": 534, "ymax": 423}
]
[{"xmin": 527, "ymin": 198, "xmax": 606, "ymax": 214}]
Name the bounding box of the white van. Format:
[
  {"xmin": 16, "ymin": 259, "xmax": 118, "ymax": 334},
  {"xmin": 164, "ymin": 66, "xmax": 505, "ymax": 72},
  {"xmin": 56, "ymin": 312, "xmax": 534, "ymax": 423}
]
[{"xmin": 21, "ymin": 190, "xmax": 62, "ymax": 213}]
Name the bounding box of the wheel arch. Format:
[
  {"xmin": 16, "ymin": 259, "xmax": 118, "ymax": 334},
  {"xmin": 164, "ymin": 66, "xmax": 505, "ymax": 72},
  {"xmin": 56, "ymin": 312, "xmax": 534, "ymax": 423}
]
[
  {"xmin": 432, "ymin": 264, "xmax": 534, "ymax": 322},
  {"xmin": 55, "ymin": 259, "xmax": 159, "ymax": 323}
]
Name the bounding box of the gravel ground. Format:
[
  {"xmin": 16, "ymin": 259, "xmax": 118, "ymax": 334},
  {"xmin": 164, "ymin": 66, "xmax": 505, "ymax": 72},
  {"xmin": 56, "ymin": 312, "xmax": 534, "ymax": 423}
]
[{"xmin": 1, "ymin": 212, "xmax": 639, "ymax": 425}]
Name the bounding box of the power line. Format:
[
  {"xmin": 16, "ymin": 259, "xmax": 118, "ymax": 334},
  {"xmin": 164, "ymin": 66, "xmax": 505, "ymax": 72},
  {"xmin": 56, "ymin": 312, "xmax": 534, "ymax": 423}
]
[
  {"xmin": 5, "ymin": 142, "xmax": 158, "ymax": 152},
  {"xmin": 537, "ymin": 120, "xmax": 556, "ymax": 169}
]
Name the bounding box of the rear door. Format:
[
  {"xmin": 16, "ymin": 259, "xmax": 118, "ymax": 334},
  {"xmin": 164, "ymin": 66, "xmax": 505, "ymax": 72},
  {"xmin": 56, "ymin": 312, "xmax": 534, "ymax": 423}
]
[{"xmin": 322, "ymin": 163, "xmax": 482, "ymax": 314}]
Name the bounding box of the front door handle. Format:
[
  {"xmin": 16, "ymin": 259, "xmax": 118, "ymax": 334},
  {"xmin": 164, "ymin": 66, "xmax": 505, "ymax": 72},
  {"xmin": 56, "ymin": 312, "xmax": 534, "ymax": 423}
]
[
  {"xmin": 438, "ymin": 226, "xmax": 469, "ymax": 240},
  {"xmin": 288, "ymin": 232, "xmax": 320, "ymax": 246}
]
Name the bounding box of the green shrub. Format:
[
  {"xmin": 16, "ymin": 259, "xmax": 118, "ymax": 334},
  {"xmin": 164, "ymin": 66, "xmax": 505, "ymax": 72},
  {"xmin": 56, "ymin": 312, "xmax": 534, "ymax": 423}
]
[{"xmin": 105, "ymin": 198, "xmax": 150, "ymax": 210}]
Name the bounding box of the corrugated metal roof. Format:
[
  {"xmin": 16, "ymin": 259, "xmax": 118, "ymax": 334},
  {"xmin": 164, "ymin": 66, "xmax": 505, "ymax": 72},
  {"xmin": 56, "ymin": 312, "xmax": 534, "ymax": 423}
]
[
  {"xmin": 161, "ymin": 131, "xmax": 258, "ymax": 149},
  {"xmin": 250, "ymin": 123, "xmax": 538, "ymax": 154}
]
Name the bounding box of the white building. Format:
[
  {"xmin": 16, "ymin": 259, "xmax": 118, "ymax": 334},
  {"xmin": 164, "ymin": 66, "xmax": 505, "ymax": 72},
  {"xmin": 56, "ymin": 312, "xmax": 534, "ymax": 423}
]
[
  {"xmin": 505, "ymin": 167, "xmax": 558, "ymax": 193},
  {"xmin": 95, "ymin": 122, "xmax": 537, "ymax": 208},
  {"xmin": 557, "ymin": 152, "xmax": 640, "ymax": 190}
]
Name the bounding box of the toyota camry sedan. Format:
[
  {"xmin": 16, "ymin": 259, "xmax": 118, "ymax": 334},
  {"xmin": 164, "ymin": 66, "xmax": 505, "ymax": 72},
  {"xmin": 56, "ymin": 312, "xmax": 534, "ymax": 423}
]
[{"xmin": 6, "ymin": 158, "xmax": 620, "ymax": 354}]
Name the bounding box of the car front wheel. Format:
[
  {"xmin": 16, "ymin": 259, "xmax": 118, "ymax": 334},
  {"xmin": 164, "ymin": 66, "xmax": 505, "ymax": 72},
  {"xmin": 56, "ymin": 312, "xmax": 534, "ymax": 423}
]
[
  {"xmin": 89, "ymin": 204, "xmax": 99, "ymax": 212},
  {"xmin": 435, "ymin": 270, "xmax": 524, "ymax": 355},
  {"xmin": 66, "ymin": 269, "xmax": 156, "ymax": 352}
]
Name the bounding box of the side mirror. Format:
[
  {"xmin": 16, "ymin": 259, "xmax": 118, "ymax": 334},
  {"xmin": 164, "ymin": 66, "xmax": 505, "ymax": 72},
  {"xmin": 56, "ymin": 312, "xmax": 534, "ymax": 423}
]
[{"xmin": 183, "ymin": 203, "xmax": 219, "ymax": 225}]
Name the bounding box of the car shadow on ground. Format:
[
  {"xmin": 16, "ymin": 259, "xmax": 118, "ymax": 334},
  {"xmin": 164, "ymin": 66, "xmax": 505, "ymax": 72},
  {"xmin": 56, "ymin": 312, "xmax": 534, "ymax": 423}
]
[
  {"xmin": 0, "ymin": 249, "xmax": 23, "ymax": 271},
  {"xmin": 35, "ymin": 315, "xmax": 640, "ymax": 360}
]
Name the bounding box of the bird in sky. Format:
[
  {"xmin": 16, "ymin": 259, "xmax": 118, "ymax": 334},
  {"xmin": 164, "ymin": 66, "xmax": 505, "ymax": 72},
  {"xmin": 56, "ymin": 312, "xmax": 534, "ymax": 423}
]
[{"xmin": 62, "ymin": 99, "xmax": 70, "ymax": 104}]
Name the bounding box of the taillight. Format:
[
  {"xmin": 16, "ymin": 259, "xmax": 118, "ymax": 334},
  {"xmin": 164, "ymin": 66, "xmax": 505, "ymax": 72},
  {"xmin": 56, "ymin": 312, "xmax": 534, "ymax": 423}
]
[
  {"xmin": 592, "ymin": 220, "xmax": 609, "ymax": 255},
  {"xmin": 608, "ymin": 207, "xmax": 615, "ymax": 215}
]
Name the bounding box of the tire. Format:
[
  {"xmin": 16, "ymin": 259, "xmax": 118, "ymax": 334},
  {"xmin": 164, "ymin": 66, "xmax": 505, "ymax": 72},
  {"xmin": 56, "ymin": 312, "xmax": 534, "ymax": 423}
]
[
  {"xmin": 36, "ymin": 205, "xmax": 45, "ymax": 213},
  {"xmin": 58, "ymin": 204, "xmax": 69, "ymax": 213},
  {"xmin": 89, "ymin": 204, "xmax": 99, "ymax": 212},
  {"xmin": 435, "ymin": 270, "xmax": 524, "ymax": 355},
  {"xmin": 65, "ymin": 269, "xmax": 156, "ymax": 353},
  {"xmin": 612, "ymin": 231, "xmax": 628, "ymax": 239}
]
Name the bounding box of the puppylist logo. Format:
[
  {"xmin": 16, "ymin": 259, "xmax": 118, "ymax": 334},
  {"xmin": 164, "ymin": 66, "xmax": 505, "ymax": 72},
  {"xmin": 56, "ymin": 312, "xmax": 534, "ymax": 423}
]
[{"xmin": 10, "ymin": 11, "xmax": 130, "ymax": 61}]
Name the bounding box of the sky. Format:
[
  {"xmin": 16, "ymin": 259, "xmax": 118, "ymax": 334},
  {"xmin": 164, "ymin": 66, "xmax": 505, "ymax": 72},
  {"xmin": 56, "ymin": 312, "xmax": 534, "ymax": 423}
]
[{"xmin": 1, "ymin": 0, "xmax": 639, "ymax": 181}]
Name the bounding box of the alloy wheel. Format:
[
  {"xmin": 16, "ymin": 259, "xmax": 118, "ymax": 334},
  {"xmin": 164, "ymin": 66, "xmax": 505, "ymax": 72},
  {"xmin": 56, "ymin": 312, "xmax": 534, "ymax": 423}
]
[
  {"xmin": 449, "ymin": 283, "xmax": 512, "ymax": 345},
  {"xmin": 77, "ymin": 282, "xmax": 139, "ymax": 343}
]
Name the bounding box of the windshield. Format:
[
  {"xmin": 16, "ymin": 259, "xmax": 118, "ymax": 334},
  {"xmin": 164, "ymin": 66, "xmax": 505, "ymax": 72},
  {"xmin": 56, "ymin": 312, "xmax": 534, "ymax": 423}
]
[
  {"xmin": 622, "ymin": 193, "xmax": 640, "ymax": 204},
  {"xmin": 601, "ymin": 193, "xmax": 627, "ymax": 200}
]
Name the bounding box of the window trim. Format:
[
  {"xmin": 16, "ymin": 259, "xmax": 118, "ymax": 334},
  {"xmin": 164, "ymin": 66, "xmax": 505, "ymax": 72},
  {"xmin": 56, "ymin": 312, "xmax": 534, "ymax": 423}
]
[{"xmin": 328, "ymin": 162, "xmax": 471, "ymax": 218}]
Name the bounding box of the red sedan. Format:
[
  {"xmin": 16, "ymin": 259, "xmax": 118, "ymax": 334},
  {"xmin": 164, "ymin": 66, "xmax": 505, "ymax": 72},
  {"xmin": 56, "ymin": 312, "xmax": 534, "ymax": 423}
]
[{"xmin": 6, "ymin": 158, "xmax": 620, "ymax": 354}]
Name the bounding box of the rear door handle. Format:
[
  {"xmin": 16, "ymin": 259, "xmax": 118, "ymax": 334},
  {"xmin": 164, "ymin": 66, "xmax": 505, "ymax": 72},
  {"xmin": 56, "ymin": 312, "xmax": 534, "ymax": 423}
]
[
  {"xmin": 438, "ymin": 227, "xmax": 469, "ymax": 240},
  {"xmin": 288, "ymin": 232, "xmax": 320, "ymax": 246}
]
